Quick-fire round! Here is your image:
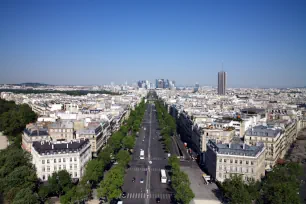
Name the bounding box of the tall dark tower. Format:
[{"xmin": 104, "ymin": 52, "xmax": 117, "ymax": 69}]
[{"xmin": 218, "ymin": 71, "xmax": 226, "ymax": 95}]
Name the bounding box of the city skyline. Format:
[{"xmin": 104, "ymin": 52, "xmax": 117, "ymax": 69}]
[{"xmin": 1, "ymin": 0, "xmax": 306, "ymax": 88}]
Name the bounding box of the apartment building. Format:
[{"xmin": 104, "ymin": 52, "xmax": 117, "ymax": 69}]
[
  {"xmin": 48, "ymin": 121, "xmax": 74, "ymax": 141},
  {"xmin": 205, "ymin": 139, "xmax": 265, "ymax": 182},
  {"xmin": 244, "ymin": 125, "xmax": 283, "ymax": 169},
  {"xmin": 31, "ymin": 139, "xmax": 91, "ymax": 181},
  {"xmin": 76, "ymin": 122, "xmax": 103, "ymax": 157},
  {"xmin": 22, "ymin": 123, "xmax": 50, "ymax": 152},
  {"xmin": 201, "ymin": 127, "xmax": 235, "ymax": 152}
]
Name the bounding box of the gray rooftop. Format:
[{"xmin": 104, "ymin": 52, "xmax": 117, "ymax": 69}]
[
  {"xmin": 24, "ymin": 124, "xmax": 49, "ymax": 137},
  {"xmin": 32, "ymin": 139, "xmax": 89, "ymax": 154},
  {"xmin": 48, "ymin": 121, "xmax": 74, "ymax": 129},
  {"xmin": 246, "ymin": 125, "xmax": 282, "ymax": 137},
  {"xmin": 207, "ymin": 139, "xmax": 264, "ymax": 157}
]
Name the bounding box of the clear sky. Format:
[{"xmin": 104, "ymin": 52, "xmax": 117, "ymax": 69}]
[{"xmin": 0, "ymin": 0, "xmax": 305, "ymax": 87}]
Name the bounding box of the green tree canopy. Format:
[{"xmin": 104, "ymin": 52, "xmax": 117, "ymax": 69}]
[
  {"xmin": 12, "ymin": 188, "xmax": 39, "ymax": 204},
  {"xmin": 116, "ymin": 149, "xmax": 131, "ymax": 166},
  {"xmin": 221, "ymin": 175, "xmax": 252, "ymax": 204},
  {"xmin": 82, "ymin": 159, "xmax": 105, "ymax": 185},
  {"xmin": 48, "ymin": 170, "xmax": 73, "ymax": 196},
  {"xmin": 122, "ymin": 136, "xmax": 135, "ymax": 150}
]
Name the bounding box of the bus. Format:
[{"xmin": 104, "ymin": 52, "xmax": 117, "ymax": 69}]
[
  {"xmin": 160, "ymin": 169, "xmax": 167, "ymax": 183},
  {"xmin": 140, "ymin": 150, "xmax": 145, "ymax": 160}
]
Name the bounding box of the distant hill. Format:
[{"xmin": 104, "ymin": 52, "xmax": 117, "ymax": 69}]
[{"xmin": 17, "ymin": 82, "xmax": 52, "ymax": 87}]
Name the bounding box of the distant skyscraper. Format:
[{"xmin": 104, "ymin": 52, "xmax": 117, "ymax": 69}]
[
  {"xmin": 194, "ymin": 82, "xmax": 199, "ymax": 92},
  {"xmin": 218, "ymin": 71, "xmax": 226, "ymax": 95}
]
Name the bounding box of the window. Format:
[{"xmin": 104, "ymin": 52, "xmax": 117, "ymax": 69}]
[
  {"xmin": 74, "ymin": 164, "xmax": 77, "ymax": 169},
  {"xmin": 70, "ymin": 165, "xmax": 72, "ymax": 170},
  {"xmin": 59, "ymin": 158, "xmax": 61, "ymax": 163},
  {"xmin": 54, "ymin": 166, "xmax": 57, "ymax": 171},
  {"xmin": 70, "ymin": 158, "xmax": 72, "ymax": 162},
  {"xmin": 224, "ymin": 159, "xmax": 227, "ymax": 163},
  {"xmin": 43, "ymin": 175, "xmax": 45, "ymax": 180},
  {"xmin": 74, "ymin": 172, "xmax": 77, "ymax": 177},
  {"xmin": 240, "ymin": 160, "xmax": 242, "ymax": 164},
  {"xmin": 63, "ymin": 165, "xmax": 66, "ymax": 170},
  {"xmin": 246, "ymin": 161, "xmax": 249, "ymax": 165},
  {"xmin": 230, "ymin": 159, "xmax": 233, "ymax": 163},
  {"xmin": 42, "ymin": 167, "xmax": 45, "ymax": 172},
  {"xmin": 47, "ymin": 159, "xmax": 50, "ymax": 164},
  {"xmin": 235, "ymin": 160, "xmax": 237, "ymax": 164},
  {"xmin": 42, "ymin": 160, "xmax": 45, "ymax": 164},
  {"xmin": 54, "ymin": 159, "xmax": 56, "ymax": 163},
  {"xmin": 47, "ymin": 166, "xmax": 50, "ymax": 172},
  {"xmin": 251, "ymin": 161, "xmax": 254, "ymax": 165},
  {"xmin": 63, "ymin": 158, "xmax": 66, "ymax": 162},
  {"xmin": 59, "ymin": 165, "xmax": 61, "ymax": 170},
  {"xmin": 74, "ymin": 157, "xmax": 77, "ymax": 162}
]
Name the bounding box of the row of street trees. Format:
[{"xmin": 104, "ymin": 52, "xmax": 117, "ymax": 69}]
[
  {"xmin": 168, "ymin": 156, "xmax": 195, "ymax": 204},
  {"xmin": 96, "ymin": 98, "xmax": 146, "ymax": 202},
  {"xmin": 220, "ymin": 162, "xmax": 303, "ymax": 204},
  {"xmin": 154, "ymin": 100, "xmax": 176, "ymax": 152}
]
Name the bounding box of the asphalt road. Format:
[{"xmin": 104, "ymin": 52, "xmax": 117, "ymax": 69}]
[{"xmin": 122, "ymin": 100, "xmax": 173, "ymax": 204}]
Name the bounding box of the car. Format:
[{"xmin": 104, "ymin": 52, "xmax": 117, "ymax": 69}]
[
  {"xmin": 156, "ymin": 197, "xmax": 161, "ymax": 203},
  {"xmin": 140, "ymin": 178, "xmax": 144, "ymax": 183},
  {"xmin": 122, "ymin": 192, "xmax": 127, "ymax": 198},
  {"xmin": 132, "ymin": 177, "xmax": 135, "ymax": 182}
]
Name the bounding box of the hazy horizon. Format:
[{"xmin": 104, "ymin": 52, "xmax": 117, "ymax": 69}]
[{"xmin": 1, "ymin": 0, "xmax": 306, "ymax": 88}]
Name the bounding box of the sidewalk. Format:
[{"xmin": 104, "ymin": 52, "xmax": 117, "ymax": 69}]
[{"xmin": 181, "ymin": 162, "xmax": 221, "ymax": 204}]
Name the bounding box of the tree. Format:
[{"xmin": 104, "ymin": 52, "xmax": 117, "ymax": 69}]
[
  {"xmin": 97, "ymin": 166, "xmax": 125, "ymax": 201},
  {"xmin": 109, "ymin": 132, "xmax": 124, "ymax": 152},
  {"xmin": 221, "ymin": 175, "xmax": 252, "ymax": 204},
  {"xmin": 116, "ymin": 150, "xmax": 131, "ymax": 166},
  {"xmin": 122, "ymin": 136, "xmax": 135, "ymax": 150},
  {"xmin": 82, "ymin": 159, "xmax": 105, "ymax": 185},
  {"xmin": 48, "ymin": 170, "xmax": 73, "ymax": 196},
  {"xmin": 38, "ymin": 185, "xmax": 50, "ymax": 202},
  {"xmin": 174, "ymin": 183, "xmax": 194, "ymax": 204},
  {"xmin": 98, "ymin": 146, "xmax": 113, "ymax": 165},
  {"xmin": 171, "ymin": 170, "xmax": 190, "ymax": 188},
  {"xmin": 12, "ymin": 188, "xmax": 39, "ymax": 204},
  {"xmin": 60, "ymin": 184, "xmax": 91, "ymax": 204},
  {"xmin": 1, "ymin": 165, "xmax": 37, "ymax": 196},
  {"xmin": 120, "ymin": 126, "xmax": 129, "ymax": 135},
  {"xmin": 261, "ymin": 163, "xmax": 302, "ymax": 204},
  {"xmin": 132, "ymin": 119, "xmax": 141, "ymax": 132}
]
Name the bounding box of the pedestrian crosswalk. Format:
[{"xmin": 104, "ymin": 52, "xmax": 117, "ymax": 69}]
[
  {"xmin": 125, "ymin": 192, "xmax": 173, "ymax": 199},
  {"xmin": 127, "ymin": 167, "xmax": 171, "ymax": 172},
  {"xmin": 132, "ymin": 156, "xmax": 164, "ymax": 161}
]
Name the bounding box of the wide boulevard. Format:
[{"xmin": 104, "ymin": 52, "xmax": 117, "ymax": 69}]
[{"xmin": 122, "ymin": 96, "xmax": 173, "ymax": 204}]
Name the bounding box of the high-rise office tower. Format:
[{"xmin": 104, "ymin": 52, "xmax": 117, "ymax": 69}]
[{"xmin": 218, "ymin": 71, "xmax": 226, "ymax": 95}]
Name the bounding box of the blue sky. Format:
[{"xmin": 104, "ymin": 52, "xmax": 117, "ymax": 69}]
[{"xmin": 0, "ymin": 0, "xmax": 305, "ymax": 87}]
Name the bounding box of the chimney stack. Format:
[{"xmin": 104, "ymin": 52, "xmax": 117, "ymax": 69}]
[{"xmin": 67, "ymin": 143, "xmax": 68, "ymax": 148}]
